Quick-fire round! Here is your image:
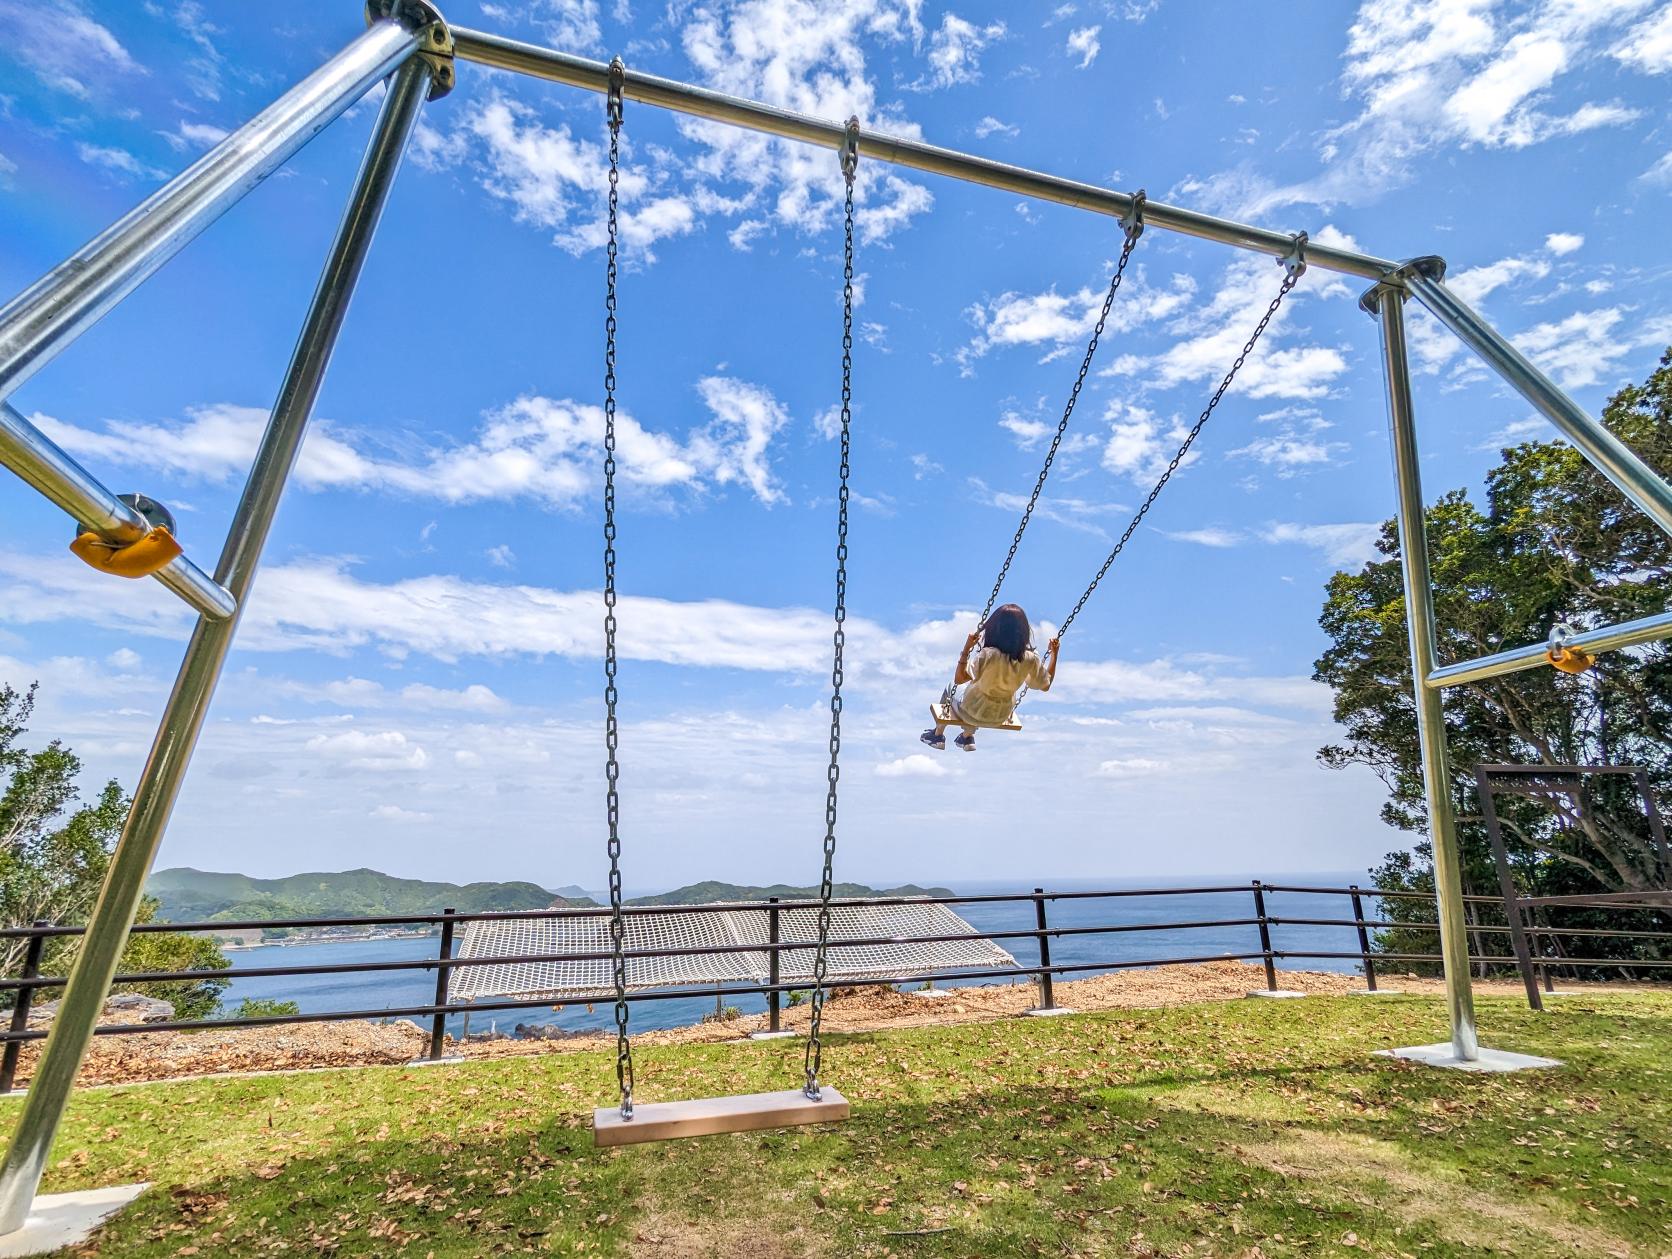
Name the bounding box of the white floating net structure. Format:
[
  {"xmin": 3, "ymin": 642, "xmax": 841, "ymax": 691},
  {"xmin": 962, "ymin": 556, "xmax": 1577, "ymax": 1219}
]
[{"xmin": 448, "ymin": 900, "xmax": 1016, "ymax": 1003}]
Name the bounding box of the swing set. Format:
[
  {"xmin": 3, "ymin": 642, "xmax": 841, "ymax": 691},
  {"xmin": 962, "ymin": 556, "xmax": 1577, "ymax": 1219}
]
[{"xmin": 4, "ymin": 0, "xmax": 1672, "ymax": 1234}]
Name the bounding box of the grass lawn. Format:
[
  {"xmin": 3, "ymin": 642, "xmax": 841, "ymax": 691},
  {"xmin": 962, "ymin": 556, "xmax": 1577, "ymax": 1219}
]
[{"xmin": 3, "ymin": 991, "xmax": 1668, "ymax": 1257}]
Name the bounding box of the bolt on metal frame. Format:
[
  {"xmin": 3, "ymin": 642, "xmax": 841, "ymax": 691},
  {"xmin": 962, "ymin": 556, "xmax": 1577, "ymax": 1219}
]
[{"xmin": 1, "ymin": 0, "xmax": 1671, "ymax": 1233}]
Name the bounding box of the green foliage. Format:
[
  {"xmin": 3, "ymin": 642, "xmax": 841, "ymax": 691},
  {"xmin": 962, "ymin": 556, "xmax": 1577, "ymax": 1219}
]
[
  {"xmin": 230, "ymin": 997, "xmax": 301, "ymax": 1019},
  {"xmin": 8, "ymin": 992, "xmax": 1669, "ymax": 1256},
  {"xmin": 146, "ymin": 867, "xmax": 571, "ymax": 923},
  {"xmin": 1314, "ymin": 348, "xmax": 1672, "ymax": 965},
  {"xmin": 628, "ymin": 880, "xmax": 954, "ymax": 906},
  {"xmin": 1, "ymin": 682, "xmax": 232, "ymax": 1016}
]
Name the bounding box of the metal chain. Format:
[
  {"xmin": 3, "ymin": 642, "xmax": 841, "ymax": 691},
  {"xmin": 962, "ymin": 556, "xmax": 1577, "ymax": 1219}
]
[
  {"xmin": 955, "ymin": 193, "xmax": 1147, "ymax": 687},
  {"xmin": 804, "ymin": 117, "xmax": 860, "ymax": 1102},
  {"xmin": 601, "ymin": 57, "xmax": 633, "ymax": 1122},
  {"xmin": 1056, "ymin": 244, "xmax": 1305, "ymax": 638}
]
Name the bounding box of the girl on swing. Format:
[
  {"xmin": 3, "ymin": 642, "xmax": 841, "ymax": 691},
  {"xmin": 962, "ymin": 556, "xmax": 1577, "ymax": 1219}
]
[{"xmin": 921, "ymin": 603, "xmax": 1059, "ymax": 751}]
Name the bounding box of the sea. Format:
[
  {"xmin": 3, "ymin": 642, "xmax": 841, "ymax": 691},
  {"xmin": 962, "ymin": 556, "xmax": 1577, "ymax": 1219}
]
[{"xmin": 218, "ymin": 874, "xmax": 1387, "ymax": 1039}]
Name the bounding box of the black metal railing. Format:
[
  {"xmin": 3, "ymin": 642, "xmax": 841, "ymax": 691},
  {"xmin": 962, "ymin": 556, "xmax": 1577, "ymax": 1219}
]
[{"xmin": 0, "ymin": 879, "xmax": 1666, "ymax": 1090}]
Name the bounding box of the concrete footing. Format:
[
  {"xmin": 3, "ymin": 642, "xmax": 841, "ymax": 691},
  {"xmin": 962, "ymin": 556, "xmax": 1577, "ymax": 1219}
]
[
  {"xmin": 404, "ymin": 1054, "xmax": 466, "ymax": 1067},
  {"xmin": 0, "ymin": 1184, "xmax": 148, "ymax": 1257},
  {"xmin": 1375, "ymin": 1042, "xmax": 1561, "ymax": 1073},
  {"xmin": 1024, "ymin": 1006, "xmax": 1077, "ymax": 1018},
  {"xmin": 747, "ymin": 1030, "xmax": 799, "ymax": 1041},
  {"xmin": 1245, "ymin": 989, "xmax": 1307, "ymax": 999},
  {"xmin": 1348, "ymin": 988, "xmax": 1403, "ymax": 996}
]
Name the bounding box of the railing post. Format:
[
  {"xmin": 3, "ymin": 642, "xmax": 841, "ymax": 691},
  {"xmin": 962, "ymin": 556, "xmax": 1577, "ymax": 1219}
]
[
  {"xmin": 1033, "ymin": 889, "xmax": 1056, "ymax": 1011},
  {"xmin": 767, "ymin": 898, "xmax": 781, "ymax": 1033},
  {"xmin": 0, "ymin": 927, "xmax": 48, "ymax": 1095},
  {"xmin": 428, "ymin": 907, "xmax": 455, "ymax": 1061},
  {"xmin": 1252, "ymin": 881, "xmax": 1277, "ymax": 991},
  {"xmin": 1349, "ymin": 887, "xmax": 1378, "ymax": 992}
]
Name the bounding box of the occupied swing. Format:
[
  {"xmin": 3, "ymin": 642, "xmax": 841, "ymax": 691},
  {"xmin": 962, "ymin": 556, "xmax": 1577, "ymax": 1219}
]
[
  {"xmin": 926, "ymin": 215, "xmax": 1310, "ymax": 749},
  {"xmin": 591, "ymin": 63, "xmax": 855, "ymax": 1147}
]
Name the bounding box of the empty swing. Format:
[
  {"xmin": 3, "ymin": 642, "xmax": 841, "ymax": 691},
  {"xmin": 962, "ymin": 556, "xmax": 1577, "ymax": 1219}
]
[
  {"xmin": 591, "ymin": 64, "xmax": 853, "ymax": 1147},
  {"xmin": 932, "ymin": 224, "xmax": 1310, "ymax": 734}
]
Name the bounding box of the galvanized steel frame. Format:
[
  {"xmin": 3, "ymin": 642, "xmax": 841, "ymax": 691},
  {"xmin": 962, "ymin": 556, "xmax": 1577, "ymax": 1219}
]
[{"xmin": 3, "ymin": 0, "xmax": 1672, "ymax": 1233}]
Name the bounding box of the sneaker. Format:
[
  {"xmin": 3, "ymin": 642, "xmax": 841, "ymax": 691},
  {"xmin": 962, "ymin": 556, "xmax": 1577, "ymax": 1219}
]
[
  {"xmin": 954, "ymin": 733, "xmax": 977, "ymax": 752},
  {"xmin": 919, "ymin": 729, "xmax": 946, "ymax": 750}
]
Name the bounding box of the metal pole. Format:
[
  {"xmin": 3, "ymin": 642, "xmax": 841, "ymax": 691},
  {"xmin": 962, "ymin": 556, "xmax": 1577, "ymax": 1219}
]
[
  {"xmin": 1369, "ymin": 281, "xmax": 1479, "ymax": 1060},
  {"xmin": 1349, "ymin": 887, "xmax": 1378, "ymax": 992},
  {"xmin": 1426, "ymin": 609, "xmax": 1672, "ymax": 689},
  {"xmin": 1251, "ymin": 882, "xmax": 1277, "ymax": 991},
  {"xmin": 450, "ymin": 28, "xmax": 1392, "ymax": 281},
  {"xmin": 0, "ymin": 56, "xmax": 433, "ymax": 1235},
  {"xmin": 0, "ymin": 19, "xmax": 420, "ymax": 405},
  {"xmin": 428, "ymin": 907, "xmax": 455, "ymax": 1060},
  {"xmin": 1403, "ymin": 267, "xmax": 1672, "ymax": 540},
  {"xmin": 1033, "ymin": 888, "xmax": 1056, "ymax": 1011},
  {"xmin": 767, "ymin": 898, "xmax": 781, "ymax": 1033},
  {"xmin": 0, "ymin": 928, "xmax": 48, "ymax": 1096},
  {"xmin": 0, "ymin": 401, "xmax": 237, "ymax": 620}
]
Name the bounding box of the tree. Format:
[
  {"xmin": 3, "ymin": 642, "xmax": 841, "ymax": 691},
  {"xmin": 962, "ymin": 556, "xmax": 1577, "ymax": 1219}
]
[
  {"xmin": 1315, "ymin": 349, "xmax": 1672, "ymax": 961},
  {"xmin": 0, "ymin": 684, "xmax": 230, "ymax": 1017}
]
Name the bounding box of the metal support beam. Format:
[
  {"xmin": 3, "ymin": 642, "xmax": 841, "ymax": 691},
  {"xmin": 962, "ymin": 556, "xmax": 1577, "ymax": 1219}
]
[
  {"xmin": 450, "ymin": 27, "xmax": 1394, "ymax": 281},
  {"xmin": 0, "ymin": 17, "xmax": 420, "ymax": 405},
  {"xmin": 1404, "ymin": 268, "xmax": 1672, "ymax": 539},
  {"xmin": 0, "ymin": 402, "xmax": 236, "ymax": 621},
  {"xmin": 1426, "ymin": 608, "xmax": 1672, "ymax": 689},
  {"xmin": 0, "ymin": 54, "xmax": 434, "ymax": 1237},
  {"xmin": 1371, "ymin": 282, "xmax": 1480, "ymax": 1061}
]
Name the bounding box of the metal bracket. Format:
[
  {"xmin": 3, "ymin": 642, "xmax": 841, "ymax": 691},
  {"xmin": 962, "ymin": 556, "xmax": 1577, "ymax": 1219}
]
[
  {"xmin": 366, "ymin": 1, "xmax": 454, "ymax": 99},
  {"xmin": 607, "ymin": 57, "xmax": 626, "ymax": 130},
  {"xmin": 1120, "ymin": 188, "xmax": 1146, "ymax": 241},
  {"xmin": 1280, "ymin": 230, "xmax": 1308, "ymax": 281},
  {"xmin": 841, "ymin": 116, "xmax": 861, "ymax": 183},
  {"xmin": 1358, "ymin": 254, "xmax": 1447, "ymax": 320}
]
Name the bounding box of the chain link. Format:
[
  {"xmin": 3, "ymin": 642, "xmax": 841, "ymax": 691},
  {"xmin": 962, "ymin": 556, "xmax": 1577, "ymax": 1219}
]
[
  {"xmin": 1056, "ymin": 263, "xmax": 1301, "ymax": 638},
  {"xmin": 804, "ymin": 118, "xmax": 859, "ymax": 1102},
  {"xmin": 956, "ymin": 197, "xmax": 1146, "ymax": 687},
  {"xmin": 601, "ymin": 58, "xmax": 633, "ymax": 1122}
]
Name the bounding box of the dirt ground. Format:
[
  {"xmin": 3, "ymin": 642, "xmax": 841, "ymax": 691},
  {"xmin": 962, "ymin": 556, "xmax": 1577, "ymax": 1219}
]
[{"xmin": 10, "ymin": 961, "xmax": 1642, "ymax": 1089}]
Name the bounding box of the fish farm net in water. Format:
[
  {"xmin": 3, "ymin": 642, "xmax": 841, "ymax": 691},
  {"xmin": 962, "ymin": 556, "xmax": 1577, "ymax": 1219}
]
[{"xmin": 447, "ymin": 900, "xmax": 1017, "ymax": 1002}]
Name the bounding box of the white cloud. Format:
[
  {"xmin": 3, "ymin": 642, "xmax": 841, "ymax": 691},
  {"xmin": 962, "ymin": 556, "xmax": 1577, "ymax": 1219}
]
[
  {"xmin": 3, "ymin": 0, "xmax": 142, "ymax": 98},
  {"xmin": 1262, "ymin": 521, "xmax": 1381, "ymax": 567},
  {"xmin": 1100, "ymin": 251, "xmax": 1350, "ymax": 401},
  {"xmin": 875, "ymin": 753, "xmax": 949, "ymax": 777},
  {"xmin": 1065, "ymin": 25, "xmax": 1101, "ymax": 68},
  {"xmin": 1161, "ymin": 527, "xmax": 1241, "ymax": 548},
  {"xmin": 973, "ymin": 115, "xmax": 1019, "ymax": 139},
  {"xmin": 106, "ymin": 647, "xmax": 142, "ymax": 670},
  {"xmin": 31, "ymin": 380, "xmax": 795, "ymax": 509},
  {"xmin": 1196, "ymin": 0, "xmax": 1658, "ymax": 216},
  {"xmin": 679, "ymin": 0, "xmax": 933, "ymax": 247},
  {"xmin": 306, "ymin": 729, "xmax": 430, "ymax": 771},
  {"xmin": 369, "ymin": 804, "xmax": 434, "ymax": 823},
  {"xmin": 160, "ymin": 119, "xmax": 228, "ymax": 153},
  {"xmin": 957, "ymin": 268, "xmax": 1197, "ymax": 373},
  {"xmin": 1612, "ymin": 4, "xmax": 1672, "ymax": 73},
  {"xmin": 914, "ymin": 13, "xmax": 1007, "ymax": 90},
  {"xmin": 1643, "ymin": 149, "xmax": 1672, "ymax": 186},
  {"xmin": 75, "ymin": 142, "xmax": 166, "ymax": 182},
  {"xmin": 1094, "ymin": 756, "xmax": 1168, "ymax": 778},
  {"xmin": 527, "ymin": 0, "xmax": 602, "ymax": 49},
  {"xmin": 1226, "ymin": 433, "xmax": 1345, "ymax": 475},
  {"xmin": 1512, "ymin": 306, "xmax": 1672, "ymax": 390},
  {"xmin": 486, "ymin": 545, "xmax": 516, "ymax": 569},
  {"xmin": 1100, "ymin": 401, "xmax": 1198, "ymax": 486}
]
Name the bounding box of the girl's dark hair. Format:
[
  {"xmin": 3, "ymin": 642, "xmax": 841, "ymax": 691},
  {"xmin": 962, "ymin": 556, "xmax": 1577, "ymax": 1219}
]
[{"xmin": 983, "ymin": 604, "xmax": 1031, "ymax": 663}]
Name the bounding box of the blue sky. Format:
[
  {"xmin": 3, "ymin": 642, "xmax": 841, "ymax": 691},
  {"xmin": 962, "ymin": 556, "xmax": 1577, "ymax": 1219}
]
[{"xmin": 2, "ymin": 0, "xmax": 1670, "ymax": 891}]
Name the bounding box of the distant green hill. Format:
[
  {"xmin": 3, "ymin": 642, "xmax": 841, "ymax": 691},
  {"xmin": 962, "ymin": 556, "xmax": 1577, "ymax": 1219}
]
[
  {"xmin": 549, "ymin": 884, "xmax": 592, "ymax": 901},
  {"xmin": 147, "ymin": 867, "xmax": 581, "ymax": 923},
  {"xmin": 627, "ymin": 881, "xmax": 953, "ymax": 906}
]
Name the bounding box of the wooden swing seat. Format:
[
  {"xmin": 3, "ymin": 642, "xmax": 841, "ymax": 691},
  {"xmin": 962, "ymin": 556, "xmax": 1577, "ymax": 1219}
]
[
  {"xmin": 593, "ymin": 1087, "xmax": 849, "ymax": 1147},
  {"xmin": 929, "ymin": 700, "xmax": 1021, "ymax": 732}
]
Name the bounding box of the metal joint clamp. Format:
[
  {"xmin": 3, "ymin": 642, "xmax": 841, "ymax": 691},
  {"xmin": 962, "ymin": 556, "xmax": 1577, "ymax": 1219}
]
[
  {"xmin": 1120, "ymin": 188, "xmax": 1146, "ymax": 240},
  {"xmin": 841, "ymin": 116, "xmax": 861, "ymax": 184},
  {"xmin": 1280, "ymin": 230, "xmax": 1308, "ymax": 281},
  {"xmin": 607, "ymin": 57, "xmax": 626, "ymax": 130},
  {"xmin": 365, "ymin": 2, "xmax": 455, "ymax": 99}
]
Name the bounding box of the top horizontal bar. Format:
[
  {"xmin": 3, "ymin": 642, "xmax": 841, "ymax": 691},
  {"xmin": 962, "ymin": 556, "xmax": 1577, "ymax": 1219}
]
[
  {"xmin": 1425, "ymin": 608, "xmax": 1672, "ymax": 689},
  {"xmin": 449, "ymin": 28, "xmax": 1396, "ymax": 282}
]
